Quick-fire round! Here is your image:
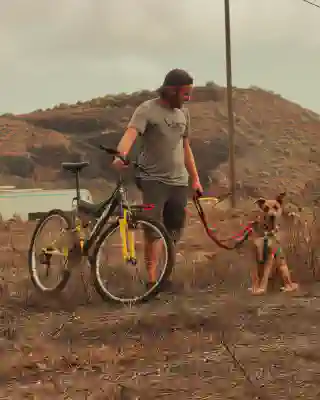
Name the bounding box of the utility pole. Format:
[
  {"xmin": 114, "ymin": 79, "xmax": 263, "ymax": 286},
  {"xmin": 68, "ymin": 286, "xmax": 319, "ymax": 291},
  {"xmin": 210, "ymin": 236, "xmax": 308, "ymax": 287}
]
[{"xmin": 224, "ymin": 0, "xmax": 236, "ymax": 208}]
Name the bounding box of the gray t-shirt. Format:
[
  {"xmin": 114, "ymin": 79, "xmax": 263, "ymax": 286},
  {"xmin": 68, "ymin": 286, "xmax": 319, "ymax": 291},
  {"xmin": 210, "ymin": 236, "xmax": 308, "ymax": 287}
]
[{"xmin": 127, "ymin": 98, "xmax": 190, "ymax": 186}]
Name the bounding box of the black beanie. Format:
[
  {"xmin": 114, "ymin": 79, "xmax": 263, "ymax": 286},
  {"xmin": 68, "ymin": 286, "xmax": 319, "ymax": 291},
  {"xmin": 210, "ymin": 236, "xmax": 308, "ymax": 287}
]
[{"xmin": 161, "ymin": 69, "xmax": 194, "ymax": 88}]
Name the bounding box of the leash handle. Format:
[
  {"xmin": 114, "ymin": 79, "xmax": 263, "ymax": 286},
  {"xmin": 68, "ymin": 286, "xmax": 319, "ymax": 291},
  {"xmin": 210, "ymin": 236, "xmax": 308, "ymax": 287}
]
[{"xmin": 192, "ymin": 191, "xmax": 210, "ymax": 231}]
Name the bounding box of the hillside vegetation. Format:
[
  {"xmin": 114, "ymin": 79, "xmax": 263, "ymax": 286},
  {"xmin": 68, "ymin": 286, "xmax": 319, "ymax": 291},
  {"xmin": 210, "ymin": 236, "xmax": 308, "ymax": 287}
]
[{"xmin": 1, "ymin": 83, "xmax": 319, "ymax": 203}]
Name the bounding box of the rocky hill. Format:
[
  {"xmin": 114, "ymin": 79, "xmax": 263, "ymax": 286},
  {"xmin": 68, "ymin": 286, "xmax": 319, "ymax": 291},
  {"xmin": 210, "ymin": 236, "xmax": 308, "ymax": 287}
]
[{"xmin": 1, "ymin": 83, "xmax": 320, "ymax": 203}]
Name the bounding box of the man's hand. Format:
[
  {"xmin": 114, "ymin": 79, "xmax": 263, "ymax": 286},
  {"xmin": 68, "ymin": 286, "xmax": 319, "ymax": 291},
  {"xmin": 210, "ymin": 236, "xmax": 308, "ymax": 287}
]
[
  {"xmin": 111, "ymin": 155, "xmax": 128, "ymax": 170},
  {"xmin": 191, "ymin": 177, "xmax": 203, "ymax": 195}
]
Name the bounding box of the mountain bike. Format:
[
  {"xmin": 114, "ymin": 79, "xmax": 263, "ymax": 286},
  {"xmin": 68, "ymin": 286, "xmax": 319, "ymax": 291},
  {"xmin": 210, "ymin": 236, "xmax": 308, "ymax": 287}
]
[{"xmin": 28, "ymin": 145, "xmax": 174, "ymax": 304}]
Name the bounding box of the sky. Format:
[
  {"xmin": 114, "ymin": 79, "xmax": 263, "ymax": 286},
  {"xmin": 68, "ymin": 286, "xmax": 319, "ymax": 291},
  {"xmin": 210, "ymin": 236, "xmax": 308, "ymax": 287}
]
[{"xmin": 1, "ymin": 0, "xmax": 319, "ymax": 114}]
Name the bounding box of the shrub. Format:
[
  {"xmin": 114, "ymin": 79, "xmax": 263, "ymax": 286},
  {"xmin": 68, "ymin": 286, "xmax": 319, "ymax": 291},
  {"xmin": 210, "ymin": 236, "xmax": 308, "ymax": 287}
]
[
  {"xmin": 28, "ymin": 145, "xmax": 76, "ymax": 168},
  {"xmin": 0, "ymin": 156, "xmax": 35, "ymax": 178}
]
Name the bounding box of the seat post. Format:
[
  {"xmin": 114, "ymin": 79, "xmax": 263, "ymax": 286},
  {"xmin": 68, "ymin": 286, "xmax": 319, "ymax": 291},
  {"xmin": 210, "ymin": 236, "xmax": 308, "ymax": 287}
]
[{"xmin": 75, "ymin": 171, "xmax": 81, "ymax": 203}]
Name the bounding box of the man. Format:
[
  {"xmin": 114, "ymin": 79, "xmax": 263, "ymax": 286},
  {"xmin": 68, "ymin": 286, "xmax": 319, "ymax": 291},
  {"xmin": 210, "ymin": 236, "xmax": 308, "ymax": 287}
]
[{"xmin": 113, "ymin": 68, "xmax": 203, "ymax": 286}]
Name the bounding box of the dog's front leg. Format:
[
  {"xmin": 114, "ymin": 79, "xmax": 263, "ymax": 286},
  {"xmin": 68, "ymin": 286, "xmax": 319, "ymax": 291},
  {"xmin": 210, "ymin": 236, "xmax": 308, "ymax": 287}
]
[
  {"xmin": 277, "ymin": 258, "xmax": 299, "ymax": 292},
  {"xmin": 254, "ymin": 255, "xmax": 274, "ymax": 294},
  {"xmin": 249, "ymin": 264, "xmax": 260, "ymax": 293},
  {"xmin": 249, "ymin": 240, "xmax": 263, "ymax": 293}
]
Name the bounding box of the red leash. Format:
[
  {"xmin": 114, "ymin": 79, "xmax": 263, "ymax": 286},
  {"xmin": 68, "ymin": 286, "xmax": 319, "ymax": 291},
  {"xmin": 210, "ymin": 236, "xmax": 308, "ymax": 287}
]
[{"xmin": 192, "ymin": 192, "xmax": 254, "ymax": 250}]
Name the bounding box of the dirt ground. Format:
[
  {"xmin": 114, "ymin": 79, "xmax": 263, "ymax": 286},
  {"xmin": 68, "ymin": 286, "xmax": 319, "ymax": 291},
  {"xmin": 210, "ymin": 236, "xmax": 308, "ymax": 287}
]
[{"xmin": 0, "ymin": 209, "xmax": 320, "ymax": 400}]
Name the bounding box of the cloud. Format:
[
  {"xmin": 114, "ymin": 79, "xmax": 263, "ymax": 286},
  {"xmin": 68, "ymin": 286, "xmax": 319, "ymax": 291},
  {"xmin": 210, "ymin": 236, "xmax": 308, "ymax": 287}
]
[{"xmin": 0, "ymin": 0, "xmax": 319, "ymax": 113}]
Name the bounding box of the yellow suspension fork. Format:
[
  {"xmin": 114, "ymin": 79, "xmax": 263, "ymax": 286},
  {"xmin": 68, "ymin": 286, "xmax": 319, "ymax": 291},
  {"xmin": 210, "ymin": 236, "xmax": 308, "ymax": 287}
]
[
  {"xmin": 128, "ymin": 217, "xmax": 136, "ymax": 260},
  {"xmin": 119, "ymin": 208, "xmax": 136, "ymax": 262}
]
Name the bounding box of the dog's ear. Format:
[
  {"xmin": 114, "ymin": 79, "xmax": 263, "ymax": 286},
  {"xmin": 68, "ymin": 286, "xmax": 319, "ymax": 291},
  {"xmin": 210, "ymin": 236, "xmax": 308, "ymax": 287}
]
[
  {"xmin": 276, "ymin": 192, "xmax": 286, "ymax": 205},
  {"xmin": 255, "ymin": 198, "xmax": 266, "ymax": 209}
]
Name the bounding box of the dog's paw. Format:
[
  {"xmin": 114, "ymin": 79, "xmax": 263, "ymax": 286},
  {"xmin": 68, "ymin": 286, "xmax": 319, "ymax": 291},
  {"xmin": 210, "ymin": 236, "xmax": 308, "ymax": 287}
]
[
  {"xmin": 281, "ymin": 283, "xmax": 299, "ymax": 292},
  {"xmin": 248, "ymin": 287, "xmax": 266, "ymax": 295},
  {"xmin": 287, "ymin": 211, "xmax": 300, "ymax": 218}
]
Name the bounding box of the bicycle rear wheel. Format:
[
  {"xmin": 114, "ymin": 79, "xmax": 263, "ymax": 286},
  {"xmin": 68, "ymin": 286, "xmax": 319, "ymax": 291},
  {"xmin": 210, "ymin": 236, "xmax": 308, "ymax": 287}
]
[
  {"xmin": 28, "ymin": 209, "xmax": 73, "ymax": 294},
  {"xmin": 90, "ymin": 214, "xmax": 174, "ymax": 304}
]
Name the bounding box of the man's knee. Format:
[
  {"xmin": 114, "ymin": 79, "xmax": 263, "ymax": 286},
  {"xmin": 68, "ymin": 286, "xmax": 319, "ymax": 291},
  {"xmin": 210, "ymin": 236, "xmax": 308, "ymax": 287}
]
[{"xmin": 142, "ymin": 204, "xmax": 164, "ymax": 241}]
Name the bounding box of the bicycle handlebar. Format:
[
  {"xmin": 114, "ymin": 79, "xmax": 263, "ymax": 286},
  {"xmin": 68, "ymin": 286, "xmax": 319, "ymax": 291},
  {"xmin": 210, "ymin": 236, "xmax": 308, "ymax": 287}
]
[
  {"xmin": 99, "ymin": 144, "xmax": 148, "ymax": 173},
  {"xmin": 99, "ymin": 145, "xmax": 128, "ymax": 164}
]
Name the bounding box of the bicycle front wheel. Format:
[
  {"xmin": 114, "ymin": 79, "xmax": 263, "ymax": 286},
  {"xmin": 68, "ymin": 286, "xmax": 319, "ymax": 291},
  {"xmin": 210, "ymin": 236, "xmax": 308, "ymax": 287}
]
[{"xmin": 91, "ymin": 214, "xmax": 175, "ymax": 304}]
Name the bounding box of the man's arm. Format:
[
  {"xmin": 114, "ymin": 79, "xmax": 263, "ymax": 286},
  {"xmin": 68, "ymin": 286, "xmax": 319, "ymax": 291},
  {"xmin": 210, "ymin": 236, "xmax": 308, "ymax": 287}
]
[
  {"xmin": 116, "ymin": 102, "xmax": 148, "ymax": 156},
  {"xmin": 183, "ymin": 137, "xmax": 200, "ymax": 183},
  {"xmin": 116, "ymin": 127, "xmax": 137, "ymax": 157},
  {"xmin": 182, "ymin": 107, "xmax": 201, "ymax": 187}
]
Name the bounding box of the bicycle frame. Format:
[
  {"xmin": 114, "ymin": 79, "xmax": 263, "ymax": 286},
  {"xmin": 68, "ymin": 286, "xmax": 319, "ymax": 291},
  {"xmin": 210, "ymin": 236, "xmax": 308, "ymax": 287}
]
[{"xmin": 72, "ymin": 169, "xmax": 136, "ymax": 262}]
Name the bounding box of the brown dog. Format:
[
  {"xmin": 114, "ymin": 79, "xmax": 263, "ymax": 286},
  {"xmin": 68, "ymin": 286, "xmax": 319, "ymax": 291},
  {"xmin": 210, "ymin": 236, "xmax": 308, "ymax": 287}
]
[{"xmin": 248, "ymin": 192, "xmax": 299, "ymax": 295}]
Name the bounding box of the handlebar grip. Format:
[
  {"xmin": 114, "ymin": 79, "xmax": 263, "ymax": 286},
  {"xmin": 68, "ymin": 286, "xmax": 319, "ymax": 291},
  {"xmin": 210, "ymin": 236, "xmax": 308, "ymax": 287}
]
[
  {"xmin": 98, "ymin": 144, "xmax": 148, "ymax": 172},
  {"xmin": 99, "ymin": 145, "xmax": 128, "ymax": 165}
]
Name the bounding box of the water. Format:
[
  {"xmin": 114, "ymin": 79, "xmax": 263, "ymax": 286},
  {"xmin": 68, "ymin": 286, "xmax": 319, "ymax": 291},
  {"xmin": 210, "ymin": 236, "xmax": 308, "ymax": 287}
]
[{"xmin": 0, "ymin": 189, "xmax": 93, "ymax": 221}]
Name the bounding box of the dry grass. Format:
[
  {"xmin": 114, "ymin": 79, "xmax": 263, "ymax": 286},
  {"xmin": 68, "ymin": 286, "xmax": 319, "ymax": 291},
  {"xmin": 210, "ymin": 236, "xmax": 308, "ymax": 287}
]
[
  {"xmin": 0, "ymin": 206, "xmax": 319, "ymax": 399},
  {"xmin": 286, "ymin": 206, "xmax": 320, "ymax": 281}
]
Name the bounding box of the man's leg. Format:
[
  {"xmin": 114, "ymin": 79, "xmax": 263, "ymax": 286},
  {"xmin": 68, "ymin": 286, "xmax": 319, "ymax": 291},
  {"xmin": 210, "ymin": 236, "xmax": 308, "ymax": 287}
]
[
  {"xmin": 138, "ymin": 180, "xmax": 168, "ymax": 284},
  {"xmin": 163, "ymin": 185, "xmax": 188, "ymax": 245}
]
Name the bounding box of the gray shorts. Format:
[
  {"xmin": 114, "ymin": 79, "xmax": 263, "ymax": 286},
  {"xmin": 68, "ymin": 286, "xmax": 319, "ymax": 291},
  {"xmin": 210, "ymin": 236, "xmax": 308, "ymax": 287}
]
[{"xmin": 137, "ymin": 179, "xmax": 188, "ymax": 243}]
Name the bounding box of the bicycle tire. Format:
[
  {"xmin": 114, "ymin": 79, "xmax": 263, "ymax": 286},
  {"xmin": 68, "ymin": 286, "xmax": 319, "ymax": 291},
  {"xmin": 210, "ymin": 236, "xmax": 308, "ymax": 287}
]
[
  {"xmin": 90, "ymin": 214, "xmax": 175, "ymax": 304},
  {"xmin": 28, "ymin": 209, "xmax": 72, "ymax": 295}
]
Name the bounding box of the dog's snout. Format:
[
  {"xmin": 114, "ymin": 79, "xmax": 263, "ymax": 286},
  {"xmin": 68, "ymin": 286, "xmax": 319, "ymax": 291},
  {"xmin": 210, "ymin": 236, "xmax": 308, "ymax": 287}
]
[
  {"xmin": 269, "ymin": 215, "xmax": 276, "ymax": 230},
  {"xmin": 263, "ymin": 213, "xmax": 276, "ymax": 231}
]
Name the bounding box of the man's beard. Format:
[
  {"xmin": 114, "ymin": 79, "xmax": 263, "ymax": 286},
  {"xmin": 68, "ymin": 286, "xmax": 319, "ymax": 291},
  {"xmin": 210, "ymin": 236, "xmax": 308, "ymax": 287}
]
[{"xmin": 168, "ymin": 93, "xmax": 182, "ymax": 109}]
